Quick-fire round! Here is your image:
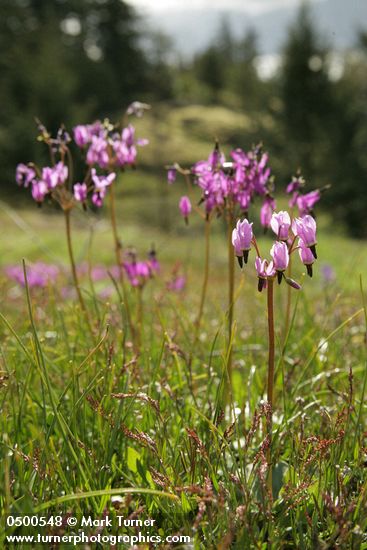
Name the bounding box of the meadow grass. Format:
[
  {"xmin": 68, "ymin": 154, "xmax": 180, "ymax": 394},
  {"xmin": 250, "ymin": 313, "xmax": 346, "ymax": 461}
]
[
  {"xmin": 1, "ymin": 194, "xmax": 366, "ymax": 548},
  {"xmin": 1, "ymin": 104, "xmax": 367, "ymax": 548}
]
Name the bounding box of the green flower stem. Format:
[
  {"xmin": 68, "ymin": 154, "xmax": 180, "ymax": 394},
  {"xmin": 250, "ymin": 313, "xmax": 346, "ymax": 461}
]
[
  {"xmin": 227, "ymin": 209, "xmax": 235, "ymax": 397},
  {"xmin": 64, "ymin": 209, "xmax": 92, "ymax": 332},
  {"xmin": 109, "ymin": 182, "xmax": 135, "ymax": 343}
]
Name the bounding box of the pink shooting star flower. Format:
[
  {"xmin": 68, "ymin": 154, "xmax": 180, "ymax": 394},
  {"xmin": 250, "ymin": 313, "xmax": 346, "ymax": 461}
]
[
  {"xmin": 124, "ymin": 260, "xmax": 155, "ymax": 288},
  {"xmin": 296, "ymin": 190, "xmax": 321, "ymax": 216},
  {"xmin": 90, "ymin": 170, "xmax": 115, "ymax": 208},
  {"xmin": 232, "ymin": 218, "xmax": 253, "ymax": 267},
  {"xmin": 113, "ymin": 125, "xmax": 148, "ymax": 167},
  {"xmin": 16, "ymin": 164, "xmax": 36, "ymax": 187},
  {"xmin": 255, "ymin": 257, "xmax": 276, "ymax": 292},
  {"xmin": 31, "ymin": 180, "xmax": 48, "ymax": 203},
  {"xmin": 86, "ymin": 135, "xmax": 110, "ymax": 169},
  {"xmin": 270, "ymin": 211, "xmax": 291, "ymax": 241},
  {"xmin": 260, "ymin": 197, "xmax": 276, "ymax": 229},
  {"xmin": 91, "ymin": 169, "xmax": 116, "ymax": 191},
  {"xmin": 179, "ymin": 196, "xmax": 192, "ymax": 225},
  {"xmin": 270, "ymin": 241, "xmax": 289, "ymax": 284},
  {"xmin": 73, "ymin": 182, "xmax": 88, "ymax": 202},
  {"xmin": 298, "ymin": 239, "xmax": 315, "ymax": 277},
  {"xmin": 167, "ymin": 275, "xmax": 186, "ymax": 292},
  {"xmin": 167, "ymin": 168, "xmax": 177, "ymax": 184},
  {"xmin": 286, "ymin": 173, "xmax": 305, "ymax": 194},
  {"xmin": 6, "ymin": 262, "xmax": 59, "ymax": 288},
  {"xmin": 92, "ymin": 189, "xmax": 106, "ymax": 208},
  {"xmin": 292, "ymin": 215, "xmax": 317, "ymax": 259},
  {"xmin": 73, "ymin": 125, "xmax": 91, "ymax": 147},
  {"xmin": 41, "ymin": 162, "xmax": 68, "ymax": 190}
]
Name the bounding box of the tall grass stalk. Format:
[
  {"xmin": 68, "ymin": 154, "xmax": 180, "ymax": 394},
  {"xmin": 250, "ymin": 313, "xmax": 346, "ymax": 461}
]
[
  {"xmin": 194, "ymin": 218, "xmax": 211, "ymax": 338},
  {"xmin": 226, "ymin": 209, "xmax": 235, "ymax": 396},
  {"xmin": 109, "ymin": 181, "xmax": 134, "ymax": 342}
]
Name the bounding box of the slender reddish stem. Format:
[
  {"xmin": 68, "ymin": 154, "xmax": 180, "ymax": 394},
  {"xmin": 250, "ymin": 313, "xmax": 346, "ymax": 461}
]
[{"xmin": 266, "ymin": 278, "xmax": 275, "ymax": 496}]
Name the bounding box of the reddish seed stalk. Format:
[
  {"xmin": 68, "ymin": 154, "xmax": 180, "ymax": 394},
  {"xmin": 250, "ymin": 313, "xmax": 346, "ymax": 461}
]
[
  {"xmin": 64, "ymin": 209, "xmax": 92, "ymax": 331},
  {"xmin": 266, "ymin": 278, "xmax": 275, "ymax": 496},
  {"xmin": 109, "ymin": 182, "xmax": 134, "ymax": 343}
]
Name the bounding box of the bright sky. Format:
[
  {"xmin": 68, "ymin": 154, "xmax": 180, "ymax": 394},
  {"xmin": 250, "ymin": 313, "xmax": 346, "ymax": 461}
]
[{"xmin": 127, "ymin": 0, "xmax": 323, "ymax": 15}]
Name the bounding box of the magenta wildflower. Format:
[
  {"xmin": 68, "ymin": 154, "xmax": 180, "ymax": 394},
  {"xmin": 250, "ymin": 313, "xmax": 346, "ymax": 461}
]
[
  {"xmin": 6, "ymin": 263, "xmax": 59, "ymax": 288},
  {"xmin": 260, "ymin": 197, "xmax": 276, "ymax": 229},
  {"xmin": 91, "ymin": 169, "xmax": 115, "ymax": 207},
  {"xmin": 91, "ymin": 169, "xmax": 116, "ymax": 191},
  {"xmin": 292, "ymin": 215, "xmax": 317, "ymax": 258},
  {"xmin": 179, "ymin": 196, "xmax": 192, "ymax": 224},
  {"xmin": 73, "ymin": 125, "xmax": 91, "ymax": 147},
  {"xmin": 298, "ymin": 239, "xmax": 315, "ymax": 277},
  {"xmin": 124, "ymin": 261, "xmax": 150, "ymax": 288},
  {"xmin": 167, "ymin": 275, "xmax": 186, "ymax": 292},
  {"xmin": 31, "ymin": 180, "xmax": 48, "ymax": 203},
  {"xmin": 16, "ymin": 164, "xmax": 36, "ymax": 187},
  {"xmin": 87, "ymin": 135, "xmax": 110, "ymax": 169},
  {"xmin": 73, "ymin": 182, "xmax": 88, "ymax": 202},
  {"xmin": 123, "ymin": 249, "xmax": 160, "ymax": 288},
  {"xmin": 270, "ymin": 241, "xmax": 289, "ymax": 283},
  {"xmin": 167, "ymin": 168, "xmax": 177, "ymax": 184},
  {"xmin": 92, "ymin": 191, "xmax": 105, "ymax": 208},
  {"xmin": 286, "ymin": 173, "xmax": 305, "ymax": 194},
  {"xmin": 41, "ymin": 162, "xmax": 68, "ymax": 190},
  {"xmin": 232, "ymin": 219, "xmax": 253, "ymax": 267},
  {"xmin": 296, "ymin": 190, "xmax": 321, "ymax": 216},
  {"xmin": 270, "ymin": 211, "xmax": 291, "ymax": 241},
  {"xmin": 113, "ymin": 124, "xmax": 148, "ymax": 167},
  {"xmin": 255, "ymin": 257, "xmax": 276, "ymax": 292}
]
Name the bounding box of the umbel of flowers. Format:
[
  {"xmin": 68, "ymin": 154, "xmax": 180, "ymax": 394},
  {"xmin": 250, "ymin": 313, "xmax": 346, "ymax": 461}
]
[
  {"xmin": 232, "ymin": 212, "xmax": 317, "ymax": 289},
  {"xmin": 169, "ymin": 142, "xmax": 275, "ymax": 376},
  {"xmin": 171, "ymin": 142, "xmax": 274, "ymax": 224},
  {"xmin": 232, "ymin": 211, "xmax": 318, "ymax": 495},
  {"xmin": 15, "ymin": 103, "xmax": 149, "ymax": 336},
  {"xmin": 169, "ymin": 141, "xmax": 322, "ymax": 383}
]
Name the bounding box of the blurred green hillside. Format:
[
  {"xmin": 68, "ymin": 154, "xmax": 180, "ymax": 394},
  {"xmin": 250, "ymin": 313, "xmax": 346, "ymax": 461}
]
[{"xmin": 1, "ymin": 0, "xmax": 367, "ymax": 236}]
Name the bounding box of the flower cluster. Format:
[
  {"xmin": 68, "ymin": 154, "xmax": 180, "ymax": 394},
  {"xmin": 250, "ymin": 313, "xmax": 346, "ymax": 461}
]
[
  {"xmin": 123, "ymin": 249, "xmax": 160, "ymax": 288},
  {"xmin": 74, "ymin": 120, "xmax": 148, "ymax": 171},
  {"xmin": 16, "ymin": 104, "xmax": 148, "ymax": 210},
  {"xmin": 169, "ymin": 143, "xmax": 275, "ymax": 225},
  {"xmin": 5, "ymin": 263, "xmax": 60, "ymax": 288},
  {"xmin": 286, "ymin": 171, "xmax": 324, "ymax": 217},
  {"xmin": 16, "ymin": 161, "xmax": 69, "ymax": 204},
  {"xmin": 232, "ymin": 213, "xmax": 318, "ymax": 292},
  {"xmin": 73, "ymin": 119, "xmax": 147, "ymax": 208}
]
